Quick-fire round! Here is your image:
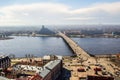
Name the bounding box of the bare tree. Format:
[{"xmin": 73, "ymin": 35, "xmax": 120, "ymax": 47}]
[
  {"xmin": 78, "ymin": 57, "xmax": 88, "ymax": 66},
  {"xmin": 95, "ymin": 57, "xmax": 99, "ymax": 64},
  {"xmin": 9, "ymin": 54, "xmax": 16, "ymax": 59}
]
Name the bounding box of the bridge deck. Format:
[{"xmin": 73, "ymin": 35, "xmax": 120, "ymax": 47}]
[{"xmin": 59, "ymin": 32, "xmax": 91, "ymax": 59}]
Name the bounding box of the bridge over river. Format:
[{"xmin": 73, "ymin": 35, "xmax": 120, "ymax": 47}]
[{"xmin": 58, "ymin": 32, "xmax": 94, "ymax": 60}]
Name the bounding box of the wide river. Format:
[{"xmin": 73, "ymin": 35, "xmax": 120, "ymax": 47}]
[{"xmin": 0, "ymin": 36, "xmax": 120, "ymax": 57}]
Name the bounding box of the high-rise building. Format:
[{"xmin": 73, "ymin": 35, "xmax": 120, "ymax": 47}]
[
  {"xmin": 39, "ymin": 25, "xmax": 55, "ymax": 35},
  {"xmin": 0, "ymin": 56, "xmax": 11, "ymax": 70}
]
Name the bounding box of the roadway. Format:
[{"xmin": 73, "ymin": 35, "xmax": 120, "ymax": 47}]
[{"xmin": 58, "ymin": 32, "xmax": 91, "ymax": 59}]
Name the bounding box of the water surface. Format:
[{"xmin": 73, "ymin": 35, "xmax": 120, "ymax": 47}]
[
  {"xmin": 72, "ymin": 38, "xmax": 120, "ymax": 55},
  {"xmin": 0, "ymin": 36, "xmax": 120, "ymax": 57},
  {"xmin": 0, "ymin": 36, "xmax": 73, "ymax": 57}
]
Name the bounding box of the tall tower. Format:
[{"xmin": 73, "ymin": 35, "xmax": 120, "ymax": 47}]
[{"xmin": 42, "ymin": 25, "xmax": 45, "ymax": 29}]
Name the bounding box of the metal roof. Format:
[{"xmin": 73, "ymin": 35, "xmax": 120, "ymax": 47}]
[
  {"xmin": 45, "ymin": 60, "xmax": 61, "ymax": 70},
  {"xmin": 39, "ymin": 60, "xmax": 61, "ymax": 78},
  {"xmin": 39, "ymin": 68, "xmax": 50, "ymax": 78}
]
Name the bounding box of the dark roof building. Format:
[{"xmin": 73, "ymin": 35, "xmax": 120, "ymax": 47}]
[
  {"xmin": 39, "ymin": 25, "xmax": 55, "ymax": 35},
  {"xmin": 37, "ymin": 60, "xmax": 62, "ymax": 80},
  {"xmin": 0, "ymin": 56, "xmax": 11, "ymax": 70}
]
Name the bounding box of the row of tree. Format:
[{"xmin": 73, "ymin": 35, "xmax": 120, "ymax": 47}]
[{"xmin": 9, "ymin": 54, "xmax": 35, "ymax": 59}]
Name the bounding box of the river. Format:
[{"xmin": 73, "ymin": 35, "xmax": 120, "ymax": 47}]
[{"xmin": 0, "ymin": 36, "xmax": 120, "ymax": 57}]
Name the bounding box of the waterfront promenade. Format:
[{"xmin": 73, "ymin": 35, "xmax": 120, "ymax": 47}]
[{"xmin": 58, "ymin": 32, "xmax": 91, "ymax": 59}]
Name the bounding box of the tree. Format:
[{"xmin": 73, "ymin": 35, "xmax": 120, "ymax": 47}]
[
  {"xmin": 9, "ymin": 54, "xmax": 16, "ymax": 59},
  {"xmin": 78, "ymin": 57, "xmax": 88, "ymax": 66},
  {"xmin": 25, "ymin": 54, "xmax": 28, "ymax": 58},
  {"xmin": 95, "ymin": 57, "xmax": 99, "ymax": 64}
]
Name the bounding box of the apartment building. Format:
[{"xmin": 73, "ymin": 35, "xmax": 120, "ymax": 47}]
[{"xmin": 0, "ymin": 56, "xmax": 11, "ymax": 70}]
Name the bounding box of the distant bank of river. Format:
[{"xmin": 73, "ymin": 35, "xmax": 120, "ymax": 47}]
[
  {"xmin": 0, "ymin": 36, "xmax": 120, "ymax": 57},
  {"xmin": 0, "ymin": 37, "xmax": 13, "ymax": 40}
]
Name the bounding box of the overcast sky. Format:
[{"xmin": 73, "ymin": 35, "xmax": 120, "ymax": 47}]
[{"xmin": 0, "ymin": 0, "xmax": 120, "ymax": 26}]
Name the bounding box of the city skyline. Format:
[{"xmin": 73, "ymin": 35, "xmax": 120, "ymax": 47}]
[{"xmin": 0, "ymin": 0, "xmax": 120, "ymax": 26}]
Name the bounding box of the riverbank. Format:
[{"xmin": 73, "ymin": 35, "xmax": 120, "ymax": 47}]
[
  {"xmin": 11, "ymin": 34, "xmax": 59, "ymax": 37},
  {"xmin": 0, "ymin": 37, "xmax": 13, "ymax": 40},
  {"xmin": 68, "ymin": 34, "xmax": 120, "ymax": 38}
]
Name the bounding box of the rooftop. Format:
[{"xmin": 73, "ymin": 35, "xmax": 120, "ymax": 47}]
[
  {"xmin": 38, "ymin": 60, "xmax": 61, "ymax": 78},
  {"xmin": 13, "ymin": 65, "xmax": 42, "ymax": 72},
  {"xmin": 39, "ymin": 68, "xmax": 50, "ymax": 78},
  {"xmin": 0, "ymin": 55, "xmax": 9, "ymax": 59},
  {"xmin": 45, "ymin": 60, "xmax": 61, "ymax": 70}
]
